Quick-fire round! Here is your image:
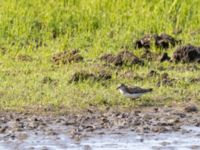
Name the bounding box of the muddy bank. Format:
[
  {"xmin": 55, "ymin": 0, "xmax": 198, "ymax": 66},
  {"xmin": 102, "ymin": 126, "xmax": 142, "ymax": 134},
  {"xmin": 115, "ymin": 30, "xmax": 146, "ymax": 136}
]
[{"xmin": 0, "ymin": 106, "xmax": 200, "ymax": 142}]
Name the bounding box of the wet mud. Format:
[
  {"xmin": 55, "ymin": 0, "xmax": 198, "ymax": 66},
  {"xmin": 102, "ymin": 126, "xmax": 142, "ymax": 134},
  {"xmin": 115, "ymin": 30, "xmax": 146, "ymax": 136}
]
[
  {"xmin": 0, "ymin": 106, "xmax": 200, "ymax": 140},
  {"xmin": 1, "ymin": 107, "xmax": 200, "ymax": 149}
]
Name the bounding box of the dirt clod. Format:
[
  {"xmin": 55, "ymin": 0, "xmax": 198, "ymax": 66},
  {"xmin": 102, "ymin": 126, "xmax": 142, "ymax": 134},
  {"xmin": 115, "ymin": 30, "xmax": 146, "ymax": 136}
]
[
  {"xmin": 69, "ymin": 71, "xmax": 96, "ymax": 83},
  {"xmin": 69, "ymin": 70, "xmax": 111, "ymax": 83},
  {"xmin": 158, "ymin": 53, "xmax": 171, "ymax": 62},
  {"xmin": 100, "ymin": 54, "xmax": 123, "ymax": 66},
  {"xmin": 173, "ymin": 45, "xmax": 200, "ymax": 63},
  {"xmin": 52, "ymin": 49, "xmax": 83, "ymax": 65},
  {"xmin": 135, "ymin": 34, "xmax": 152, "ymax": 49},
  {"xmin": 154, "ymin": 33, "xmax": 180, "ymax": 49},
  {"xmin": 100, "ymin": 50, "xmax": 143, "ymax": 66},
  {"xmin": 135, "ymin": 33, "xmax": 180, "ymax": 49},
  {"xmin": 185, "ymin": 105, "xmax": 198, "ymax": 113}
]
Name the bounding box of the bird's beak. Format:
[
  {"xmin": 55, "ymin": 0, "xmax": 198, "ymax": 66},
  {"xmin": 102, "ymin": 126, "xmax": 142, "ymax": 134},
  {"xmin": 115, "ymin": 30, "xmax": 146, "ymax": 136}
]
[{"xmin": 116, "ymin": 87, "xmax": 119, "ymax": 90}]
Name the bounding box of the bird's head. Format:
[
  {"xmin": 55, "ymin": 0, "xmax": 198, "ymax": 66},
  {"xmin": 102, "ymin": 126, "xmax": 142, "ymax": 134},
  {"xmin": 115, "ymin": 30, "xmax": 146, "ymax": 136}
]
[{"xmin": 116, "ymin": 83, "xmax": 126, "ymax": 90}]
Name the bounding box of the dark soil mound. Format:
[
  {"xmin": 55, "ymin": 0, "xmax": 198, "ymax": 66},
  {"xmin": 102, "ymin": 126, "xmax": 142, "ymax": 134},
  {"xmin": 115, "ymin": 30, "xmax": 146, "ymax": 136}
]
[
  {"xmin": 69, "ymin": 70, "xmax": 111, "ymax": 83},
  {"xmin": 158, "ymin": 53, "xmax": 171, "ymax": 62},
  {"xmin": 173, "ymin": 45, "xmax": 200, "ymax": 63},
  {"xmin": 52, "ymin": 49, "xmax": 83, "ymax": 65},
  {"xmin": 135, "ymin": 34, "xmax": 152, "ymax": 49},
  {"xmin": 100, "ymin": 54, "xmax": 123, "ymax": 66},
  {"xmin": 118, "ymin": 50, "xmax": 143, "ymax": 65},
  {"xmin": 154, "ymin": 33, "xmax": 180, "ymax": 49},
  {"xmin": 135, "ymin": 33, "xmax": 180, "ymax": 49},
  {"xmin": 100, "ymin": 50, "xmax": 143, "ymax": 66}
]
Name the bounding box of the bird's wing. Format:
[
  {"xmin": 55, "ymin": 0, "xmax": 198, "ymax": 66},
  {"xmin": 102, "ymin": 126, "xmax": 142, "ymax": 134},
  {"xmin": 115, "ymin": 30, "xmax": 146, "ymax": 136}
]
[{"xmin": 127, "ymin": 86, "xmax": 151, "ymax": 93}]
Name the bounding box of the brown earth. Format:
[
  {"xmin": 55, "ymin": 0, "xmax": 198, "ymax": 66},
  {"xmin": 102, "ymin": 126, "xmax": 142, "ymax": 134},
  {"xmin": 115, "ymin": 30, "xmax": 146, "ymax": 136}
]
[
  {"xmin": 158, "ymin": 52, "xmax": 171, "ymax": 62},
  {"xmin": 135, "ymin": 34, "xmax": 152, "ymax": 49},
  {"xmin": 69, "ymin": 70, "xmax": 112, "ymax": 83},
  {"xmin": 100, "ymin": 50, "xmax": 143, "ymax": 66},
  {"xmin": 135, "ymin": 33, "xmax": 180, "ymax": 49},
  {"xmin": 173, "ymin": 45, "xmax": 200, "ymax": 63},
  {"xmin": 154, "ymin": 33, "xmax": 180, "ymax": 49},
  {"xmin": 52, "ymin": 49, "xmax": 83, "ymax": 65}
]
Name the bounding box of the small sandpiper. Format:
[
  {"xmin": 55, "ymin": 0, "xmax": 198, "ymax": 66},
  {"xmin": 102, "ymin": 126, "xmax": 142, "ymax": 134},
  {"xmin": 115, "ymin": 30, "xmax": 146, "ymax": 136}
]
[{"xmin": 117, "ymin": 83, "xmax": 152, "ymax": 99}]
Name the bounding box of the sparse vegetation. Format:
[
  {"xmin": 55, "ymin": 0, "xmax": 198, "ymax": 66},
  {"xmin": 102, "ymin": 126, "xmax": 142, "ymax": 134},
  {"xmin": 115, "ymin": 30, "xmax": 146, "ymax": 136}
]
[{"xmin": 0, "ymin": 0, "xmax": 200, "ymax": 112}]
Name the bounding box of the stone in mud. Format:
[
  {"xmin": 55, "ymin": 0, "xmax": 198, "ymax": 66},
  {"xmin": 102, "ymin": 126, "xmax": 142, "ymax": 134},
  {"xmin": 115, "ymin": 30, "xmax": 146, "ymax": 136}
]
[
  {"xmin": 27, "ymin": 118, "xmax": 42, "ymax": 130},
  {"xmin": 17, "ymin": 133, "xmax": 28, "ymax": 141},
  {"xmin": 185, "ymin": 105, "xmax": 198, "ymax": 113},
  {"xmin": 136, "ymin": 126, "xmax": 151, "ymax": 134},
  {"xmin": 52, "ymin": 49, "xmax": 83, "ymax": 65},
  {"xmin": 0, "ymin": 126, "xmax": 8, "ymax": 133},
  {"xmin": 100, "ymin": 50, "xmax": 143, "ymax": 66},
  {"xmin": 158, "ymin": 53, "xmax": 171, "ymax": 62},
  {"xmin": 154, "ymin": 107, "xmax": 159, "ymax": 112},
  {"xmin": 173, "ymin": 45, "xmax": 200, "ymax": 63}
]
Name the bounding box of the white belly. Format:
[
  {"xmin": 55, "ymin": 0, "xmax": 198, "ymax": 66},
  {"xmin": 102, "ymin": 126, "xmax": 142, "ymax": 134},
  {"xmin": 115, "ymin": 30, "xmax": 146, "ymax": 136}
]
[
  {"xmin": 124, "ymin": 93, "xmax": 143, "ymax": 99},
  {"xmin": 119, "ymin": 89, "xmax": 143, "ymax": 99}
]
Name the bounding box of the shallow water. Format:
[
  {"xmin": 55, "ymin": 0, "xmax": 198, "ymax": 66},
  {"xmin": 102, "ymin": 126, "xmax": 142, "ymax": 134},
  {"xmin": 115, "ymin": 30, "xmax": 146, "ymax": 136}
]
[{"xmin": 1, "ymin": 126, "xmax": 200, "ymax": 150}]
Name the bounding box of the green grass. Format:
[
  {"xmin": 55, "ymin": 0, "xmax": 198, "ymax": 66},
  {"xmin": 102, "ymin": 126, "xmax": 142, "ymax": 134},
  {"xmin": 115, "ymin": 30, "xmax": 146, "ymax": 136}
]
[{"xmin": 0, "ymin": 0, "xmax": 200, "ymax": 112}]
